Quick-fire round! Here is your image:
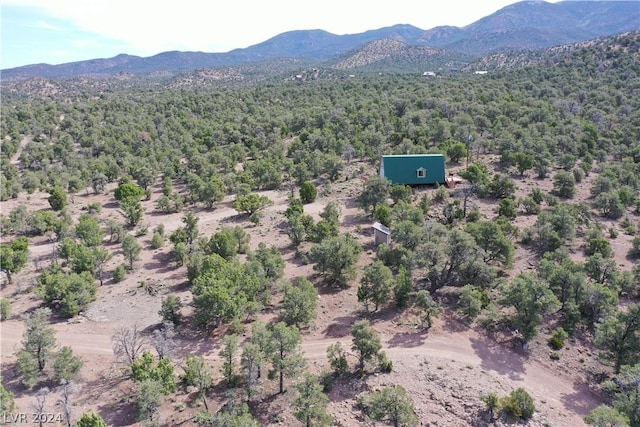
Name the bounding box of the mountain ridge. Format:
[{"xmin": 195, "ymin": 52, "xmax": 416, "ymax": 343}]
[{"xmin": 1, "ymin": 1, "xmax": 638, "ymax": 80}]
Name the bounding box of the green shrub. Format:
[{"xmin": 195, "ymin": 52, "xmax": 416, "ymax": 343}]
[
  {"xmin": 113, "ymin": 264, "xmax": 127, "ymax": 283},
  {"xmin": 87, "ymin": 202, "xmax": 102, "ymax": 214},
  {"xmin": 228, "ymin": 317, "xmax": 244, "ymax": 335},
  {"xmin": 378, "ymin": 351, "xmax": 393, "ymax": 373},
  {"xmin": 0, "ymin": 298, "xmax": 11, "ymax": 320},
  {"xmin": 150, "ymin": 232, "xmax": 165, "ymax": 249},
  {"xmin": 530, "ymin": 188, "xmax": 544, "ymax": 204},
  {"xmin": 284, "ymin": 198, "xmax": 304, "ymax": 218},
  {"xmin": 77, "ymin": 412, "xmax": 107, "ymax": 427},
  {"xmin": 548, "ymin": 327, "xmax": 569, "ymax": 350},
  {"xmin": 466, "ymin": 207, "xmax": 481, "ymax": 222},
  {"xmin": 319, "ymin": 370, "xmax": 335, "ymax": 393},
  {"xmin": 154, "ymin": 224, "xmax": 165, "ymax": 236},
  {"xmin": 249, "ymin": 211, "xmax": 262, "ymax": 224},
  {"xmin": 48, "ymin": 186, "xmax": 69, "ymax": 211},
  {"xmin": 327, "ymin": 342, "xmax": 348, "ymax": 377},
  {"xmin": 500, "ymin": 388, "xmax": 535, "ymax": 420},
  {"xmin": 629, "ymin": 237, "xmax": 640, "ymax": 259},
  {"xmin": 572, "ymin": 167, "xmax": 585, "ymax": 183},
  {"xmin": 548, "ymin": 336, "xmax": 564, "ymax": 350},
  {"xmin": 159, "ymin": 295, "xmax": 182, "ymax": 325},
  {"xmin": 433, "ymin": 184, "xmax": 449, "ymax": 203},
  {"xmin": 299, "ymin": 181, "xmax": 318, "ymax": 204},
  {"xmin": 135, "ymin": 223, "xmax": 149, "ymax": 237},
  {"xmin": 497, "ymin": 198, "xmax": 518, "ymax": 220},
  {"xmin": 621, "ymin": 217, "xmax": 636, "ymax": 235},
  {"xmin": 373, "ymin": 203, "xmax": 392, "ymax": 227}
]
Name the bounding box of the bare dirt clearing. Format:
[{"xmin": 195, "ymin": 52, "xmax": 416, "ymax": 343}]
[{"xmin": 2, "ymin": 159, "xmax": 625, "ymax": 426}]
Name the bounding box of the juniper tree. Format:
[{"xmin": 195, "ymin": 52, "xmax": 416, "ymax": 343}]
[
  {"xmin": 351, "ymin": 319, "xmax": 382, "ymax": 376},
  {"xmin": 281, "ymin": 277, "xmax": 318, "ymax": 329},
  {"xmin": 241, "ymin": 342, "xmax": 263, "ymax": 401},
  {"xmin": 269, "ymin": 322, "xmax": 306, "ymax": 394},
  {"xmin": 220, "ymin": 334, "xmax": 240, "ymax": 386},
  {"xmin": 362, "ymin": 385, "xmax": 418, "ymax": 427},
  {"xmin": 16, "ymin": 308, "xmax": 56, "ymax": 387},
  {"xmin": 294, "ymin": 373, "xmax": 332, "ymax": 427},
  {"xmin": 594, "ymin": 304, "xmax": 640, "ymax": 373},
  {"xmin": 181, "ymin": 354, "xmax": 212, "ymax": 410},
  {"xmin": 358, "ymin": 260, "xmax": 394, "ymax": 312}
]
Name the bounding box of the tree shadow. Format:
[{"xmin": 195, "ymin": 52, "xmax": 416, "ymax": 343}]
[
  {"xmin": 142, "ymin": 251, "xmax": 178, "ymax": 274},
  {"xmin": 168, "ymin": 279, "xmax": 191, "ymax": 293},
  {"xmin": 249, "ymin": 388, "xmax": 289, "ymax": 426},
  {"xmin": 102, "ymin": 201, "xmax": 119, "ymax": 209},
  {"xmin": 358, "ymin": 306, "xmax": 400, "ymax": 325},
  {"xmin": 322, "ymin": 315, "xmax": 358, "ymax": 338},
  {"xmin": 280, "ymin": 246, "xmax": 307, "ymax": 268},
  {"xmin": 386, "ymin": 330, "xmax": 429, "ymax": 348},
  {"xmin": 219, "ymin": 214, "xmax": 246, "ymax": 226},
  {"xmin": 440, "ymin": 311, "xmax": 471, "ymax": 334},
  {"xmin": 145, "ymin": 209, "xmax": 175, "ymax": 218},
  {"xmin": 0, "ymin": 362, "xmax": 29, "ymax": 397},
  {"xmin": 360, "ymin": 241, "xmax": 378, "ymax": 254},
  {"xmin": 341, "ymin": 213, "xmax": 367, "ymax": 228},
  {"xmin": 170, "ymin": 331, "xmax": 223, "ymax": 359},
  {"xmin": 30, "ymin": 235, "xmax": 57, "ymax": 249},
  {"xmin": 315, "ymin": 278, "xmax": 350, "ymax": 296},
  {"xmin": 559, "ymin": 379, "xmax": 604, "ymax": 419},
  {"xmin": 342, "ymin": 197, "xmax": 359, "ymax": 210},
  {"xmin": 95, "ymin": 398, "xmax": 138, "ymax": 426},
  {"xmin": 469, "ymin": 335, "xmax": 527, "ymax": 381},
  {"xmin": 140, "ymin": 321, "xmax": 166, "ymax": 336},
  {"xmin": 273, "ymin": 218, "xmax": 289, "ymax": 231},
  {"xmin": 326, "ymin": 374, "xmax": 370, "ymax": 409},
  {"xmin": 162, "ymin": 272, "xmax": 190, "ymax": 284},
  {"xmin": 78, "ymin": 371, "xmax": 139, "ymax": 426}
]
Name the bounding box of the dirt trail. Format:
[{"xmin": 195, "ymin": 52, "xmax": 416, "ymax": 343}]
[
  {"xmin": 303, "ymin": 329, "xmax": 598, "ymax": 426},
  {"xmin": 9, "ymin": 136, "xmax": 31, "ymax": 166},
  {"xmin": 0, "ymin": 317, "xmax": 599, "ymax": 426}
]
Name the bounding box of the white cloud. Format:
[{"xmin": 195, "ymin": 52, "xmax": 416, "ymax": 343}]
[{"xmin": 34, "ymin": 20, "xmax": 62, "ymax": 31}]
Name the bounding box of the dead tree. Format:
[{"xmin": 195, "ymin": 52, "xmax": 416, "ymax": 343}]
[{"xmin": 111, "ymin": 324, "xmax": 145, "ymax": 367}]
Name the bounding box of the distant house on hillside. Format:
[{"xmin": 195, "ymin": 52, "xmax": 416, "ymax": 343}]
[
  {"xmin": 423, "ymin": 71, "xmax": 436, "ymax": 77},
  {"xmin": 379, "ymin": 154, "xmax": 446, "ymax": 185}
]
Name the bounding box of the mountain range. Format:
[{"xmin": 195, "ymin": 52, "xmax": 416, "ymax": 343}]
[{"xmin": 1, "ymin": 0, "xmax": 638, "ymax": 80}]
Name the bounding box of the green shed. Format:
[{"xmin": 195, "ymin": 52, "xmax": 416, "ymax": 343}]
[{"xmin": 379, "ymin": 154, "xmax": 446, "ymax": 185}]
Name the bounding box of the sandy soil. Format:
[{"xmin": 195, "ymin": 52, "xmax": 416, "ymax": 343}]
[{"xmin": 1, "ymin": 158, "xmax": 624, "ymax": 426}]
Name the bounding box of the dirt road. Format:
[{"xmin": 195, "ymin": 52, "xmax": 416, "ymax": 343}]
[{"xmin": 0, "ymin": 316, "xmax": 600, "ymax": 426}]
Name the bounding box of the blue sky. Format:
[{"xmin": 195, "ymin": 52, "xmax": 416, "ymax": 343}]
[
  {"xmin": 1, "ymin": 5, "xmax": 130, "ymax": 69},
  {"xmin": 1, "ymin": 0, "xmax": 562, "ymax": 70}
]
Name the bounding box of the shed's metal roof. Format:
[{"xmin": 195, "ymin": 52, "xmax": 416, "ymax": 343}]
[{"xmin": 372, "ymin": 222, "xmax": 391, "ymax": 235}]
